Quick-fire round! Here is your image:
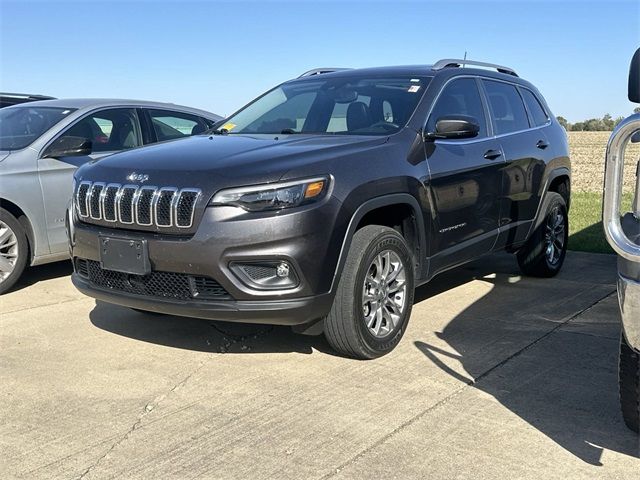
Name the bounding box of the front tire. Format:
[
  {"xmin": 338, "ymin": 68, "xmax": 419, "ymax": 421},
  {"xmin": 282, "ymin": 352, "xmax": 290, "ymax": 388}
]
[
  {"xmin": 324, "ymin": 225, "xmax": 415, "ymax": 359},
  {"xmin": 517, "ymin": 192, "xmax": 568, "ymax": 277},
  {"xmin": 0, "ymin": 208, "xmax": 29, "ymax": 295},
  {"xmin": 619, "ymin": 333, "xmax": 640, "ymax": 433}
]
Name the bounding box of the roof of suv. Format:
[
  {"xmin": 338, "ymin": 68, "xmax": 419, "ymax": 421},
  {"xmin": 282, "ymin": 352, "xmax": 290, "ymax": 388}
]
[
  {"xmin": 292, "ymin": 60, "xmax": 523, "ymax": 84},
  {"xmin": 7, "ymin": 98, "xmax": 221, "ymax": 119}
]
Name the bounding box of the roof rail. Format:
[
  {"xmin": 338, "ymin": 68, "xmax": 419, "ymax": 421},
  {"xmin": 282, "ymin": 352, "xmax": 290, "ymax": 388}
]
[
  {"xmin": 432, "ymin": 59, "xmax": 518, "ymax": 77},
  {"xmin": 297, "ymin": 68, "xmax": 351, "ymax": 78}
]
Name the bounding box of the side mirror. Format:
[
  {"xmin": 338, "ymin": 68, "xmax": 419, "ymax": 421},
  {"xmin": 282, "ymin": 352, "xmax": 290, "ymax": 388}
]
[
  {"xmin": 425, "ymin": 115, "xmax": 480, "ymax": 141},
  {"xmin": 43, "ymin": 136, "xmax": 92, "ymax": 158},
  {"xmin": 629, "ymin": 48, "xmax": 640, "ymax": 104}
]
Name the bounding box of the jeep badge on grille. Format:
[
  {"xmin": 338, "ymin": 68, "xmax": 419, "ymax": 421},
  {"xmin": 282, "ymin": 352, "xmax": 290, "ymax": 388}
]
[{"xmin": 127, "ymin": 172, "xmax": 149, "ymax": 183}]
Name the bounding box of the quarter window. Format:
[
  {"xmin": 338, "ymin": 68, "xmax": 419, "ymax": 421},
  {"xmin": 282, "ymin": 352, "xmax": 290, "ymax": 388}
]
[
  {"xmin": 63, "ymin": 108, "xmax": 141, "ymax": 153},
  {"xmin": 520, "ymin": 88, "xmax": 549, "ymax": 127},
  {"xmin": 427, "ymin": 78, "xmax": 487, "ymax": 137},
  {"xmin": 483, "ymin": 80, "xmax": 530, "ymax": 135},
  {"xmin": 147, "ymin": 109, "xmax": 210, "ymax": 141}
]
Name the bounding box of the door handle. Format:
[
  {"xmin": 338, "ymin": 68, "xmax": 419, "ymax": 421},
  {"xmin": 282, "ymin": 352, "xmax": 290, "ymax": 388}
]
[
  {"xmin": 536, "ymin": 140, "xmax": 549, "ymax": 149},
  {"xmin": 483, "ymin": 149, "xmax": 502, "ymax": 160}
]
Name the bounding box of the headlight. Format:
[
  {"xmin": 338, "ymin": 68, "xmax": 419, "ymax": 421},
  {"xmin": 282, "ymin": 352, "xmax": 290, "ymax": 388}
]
[{"xmin": 210, "ymin": 177, "xmax": 329, "ymax": 212}]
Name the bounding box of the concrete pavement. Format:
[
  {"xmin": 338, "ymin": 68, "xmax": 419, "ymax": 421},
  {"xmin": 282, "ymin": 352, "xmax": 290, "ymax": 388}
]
[{"xmin": 1, "ymin": 252, "xmax": 638, "ymax": 479}]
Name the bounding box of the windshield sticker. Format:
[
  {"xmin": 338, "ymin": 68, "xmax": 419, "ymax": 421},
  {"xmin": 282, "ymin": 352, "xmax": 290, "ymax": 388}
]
[
  {"xmin": 221, "ymin": 122, "xmax": 237, "ymax": 131},
  {"xmin": 408, "ymin": 85, "xmax": 421, "ymax": 93}
]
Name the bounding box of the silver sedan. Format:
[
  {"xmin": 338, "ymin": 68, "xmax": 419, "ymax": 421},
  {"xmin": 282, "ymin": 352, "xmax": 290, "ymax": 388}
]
[{"xmin": 0, "ymin": 98, "xmax": 221, "ymax": 293}]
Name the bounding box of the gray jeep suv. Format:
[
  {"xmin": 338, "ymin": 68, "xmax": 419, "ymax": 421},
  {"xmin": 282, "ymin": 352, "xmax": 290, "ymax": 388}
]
[
  {"xmin": 0, "ymin": 99, "xmax": 221, "ymax": 293},
  {"xmin": 69, "ymin": 60, "xmax": 571, "ymax": 359}
]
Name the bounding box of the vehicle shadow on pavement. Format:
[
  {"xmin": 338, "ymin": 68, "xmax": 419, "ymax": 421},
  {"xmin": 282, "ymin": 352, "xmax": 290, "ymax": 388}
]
[
  {"xmin": 89, "ymin": 301, "xmax": 333, "ymax": 355},
  {"xmin": 412, "ymin": 253, "xmax": 639, "ymax": 466},
  {"xmin": 8, "ymin": 260, "xmax": 73, "ymax": 293}
]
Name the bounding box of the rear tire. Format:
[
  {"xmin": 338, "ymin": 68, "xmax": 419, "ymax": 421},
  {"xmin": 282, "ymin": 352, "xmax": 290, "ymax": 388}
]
[
  {"xmin": 324, "ymin": 225, "xmax": 414, "ymax": 359},
  {"xmin": 517, "ymin": 192, "xmax": 568, "ymax": 278},
  {"xmin": 0, "ymin": 208, "xmax": 29, "ymax": 295},
  {"xmin": 619, "ymin": 333, "xmax": 640, "ymax": 433}
]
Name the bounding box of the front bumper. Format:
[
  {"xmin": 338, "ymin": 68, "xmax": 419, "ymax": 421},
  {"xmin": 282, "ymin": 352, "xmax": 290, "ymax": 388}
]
[
  {"xmin": 618, "ymin": 270, "xmax": 640, "ymax": 352},
  {"xmin": 72, "ymin": 273, "xmax": 333, "ymax": 325},
  {"xmin": 69, "ymin": 198, "xmax": 345, "ymax": 325}
]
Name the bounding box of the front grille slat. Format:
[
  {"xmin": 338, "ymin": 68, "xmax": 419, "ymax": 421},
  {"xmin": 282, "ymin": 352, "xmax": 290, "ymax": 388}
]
[
  {"xmin": 135, "ymin": 187, "xmax": 156, "ymax": 226},
  {"xmin": 102, "ymin": 185, "xmax": 120, "ymax": 222},
  {"xmin": 76, "ymin": 259, "xmax": 230, "ymax": 301},
  {"xmin": 75, "ymin": 181, "xmax": 200, "ymax": 231}
]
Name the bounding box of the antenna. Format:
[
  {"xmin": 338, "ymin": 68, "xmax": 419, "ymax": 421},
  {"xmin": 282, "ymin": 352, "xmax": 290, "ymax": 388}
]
[{"xmin": 463, "ymin": 51, "xmax": 467, "ymax": 68}]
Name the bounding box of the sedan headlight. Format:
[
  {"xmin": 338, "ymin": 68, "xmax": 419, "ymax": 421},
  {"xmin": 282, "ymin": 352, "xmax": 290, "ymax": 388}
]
[{"xmin": 210, "ymin": 177, "xmax": 329, "ymax": 212}]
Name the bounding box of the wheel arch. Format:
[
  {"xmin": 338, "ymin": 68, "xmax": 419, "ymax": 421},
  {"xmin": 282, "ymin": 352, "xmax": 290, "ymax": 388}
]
[{"xmin": 330, "ymin": 193, "xmax": 427, "ymax": 293}]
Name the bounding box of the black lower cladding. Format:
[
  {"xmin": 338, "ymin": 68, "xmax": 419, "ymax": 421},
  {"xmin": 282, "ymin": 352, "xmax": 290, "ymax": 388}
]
[{"xmin": 75, "ymin": 258, "xmax": 230, "ymax": 300}]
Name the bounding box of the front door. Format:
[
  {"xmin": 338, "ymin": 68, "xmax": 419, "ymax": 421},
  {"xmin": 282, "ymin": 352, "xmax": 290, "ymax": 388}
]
[
  {"xmin": 37, "ymin": 108, "xmax": 142, "ymax": 255},
  {"xmin": 424, "ymin": 77, "xmax": 504, "ymax": 274}
]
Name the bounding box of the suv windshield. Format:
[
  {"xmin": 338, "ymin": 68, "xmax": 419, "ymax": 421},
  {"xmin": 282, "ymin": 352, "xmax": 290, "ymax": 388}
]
[
  {"xmin": 220, "ymin": 75, "xmax": 431, "ymax": 136},
  {"xmin": 0, "ymin": 106, "xmax": 76, "ymax": 150}
]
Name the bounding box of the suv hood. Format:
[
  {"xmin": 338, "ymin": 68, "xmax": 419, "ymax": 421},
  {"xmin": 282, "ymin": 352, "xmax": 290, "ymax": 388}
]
[{"xmin": 76, "ymin": 134, "xmax": 387, "ymax": 189}]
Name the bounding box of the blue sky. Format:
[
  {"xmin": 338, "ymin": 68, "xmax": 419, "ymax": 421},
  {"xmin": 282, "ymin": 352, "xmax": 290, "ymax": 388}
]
[{"xmin": 1, "ymin": 0, "xmax": 638, "ymax": 122}]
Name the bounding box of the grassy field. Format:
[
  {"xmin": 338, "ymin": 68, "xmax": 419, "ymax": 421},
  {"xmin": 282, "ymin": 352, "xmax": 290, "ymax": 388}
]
[{"xmin": 567, "ymin": 131, "xmax": 638, "ymax": 254}]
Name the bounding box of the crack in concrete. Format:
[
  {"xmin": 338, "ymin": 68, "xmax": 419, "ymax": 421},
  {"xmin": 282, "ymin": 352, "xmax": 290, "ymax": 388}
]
[
  {"xmin": 319, "ymin": 289, "xmax": 616, "ymax": 479},
  {"xmin": 75, "ymin": 359, "xmax": 208, "ymax": 480}
]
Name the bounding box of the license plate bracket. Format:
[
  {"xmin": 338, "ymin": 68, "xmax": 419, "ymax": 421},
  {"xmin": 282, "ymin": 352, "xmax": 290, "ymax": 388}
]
[{"xmin": 99, "ymin": 236, "xmax": 150, "ymax": 275}]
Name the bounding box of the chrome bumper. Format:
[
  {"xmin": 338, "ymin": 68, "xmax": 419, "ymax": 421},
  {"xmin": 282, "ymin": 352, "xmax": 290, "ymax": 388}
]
[{"xmin": 619, "ymin": 273, "xmax": 640, "ymax": 351}]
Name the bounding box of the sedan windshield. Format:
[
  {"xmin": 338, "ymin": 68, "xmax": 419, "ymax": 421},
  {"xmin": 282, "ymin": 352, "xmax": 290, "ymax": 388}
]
[
  {"xmin": 220, "ymin": 75, "xmax": 431, "ymax": 136},
  {"xmin": 0, "ymin": 106, "xmax": 76, "ymax": 150}
]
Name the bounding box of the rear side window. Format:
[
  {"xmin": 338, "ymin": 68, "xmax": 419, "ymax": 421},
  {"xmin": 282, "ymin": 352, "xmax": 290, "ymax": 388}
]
[
  {"xmin": 147, "ymin": 109, "xmax": 209, "ymax": 142},
  {"xmin": 520, "ymin": 88, "xmax": 549, "ymax": 127},
  {"xmin": 427, "ymin": 78, "xmax": 487, "ymax": 137},
  {"xmin": 482, "ymin": 80, "xmax": 530, "ymax": 135}
]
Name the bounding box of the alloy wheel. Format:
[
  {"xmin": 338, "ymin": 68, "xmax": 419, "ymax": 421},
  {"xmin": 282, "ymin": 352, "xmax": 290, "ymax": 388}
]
[
  {"xmin": 0, "ymin": 219, "xmax": 19, "ymax": 284},
  {"xmin": 544, "ymin": 205, "xmax": 566, "ymax": 265},
  {"xmin": 361, "ymin": 250, "xmax": 407, "ymax": 338}
]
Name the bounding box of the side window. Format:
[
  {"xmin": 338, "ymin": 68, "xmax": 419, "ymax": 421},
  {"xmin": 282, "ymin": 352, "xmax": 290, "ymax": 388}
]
[
  {"xmin": 483, "ymin": 80, "xmax": 530, "ymax": 135},
  {"xmin": 63, "ymin": 108, "xmax": 141, "ymax": 153},
  {"xmin": 520, "ymin": 88, "xmax": 549, "ymax": 127},
  {"xmin": 427, "ymin": 78, "xmax": 487, "ymax": 137},
  {"xmin": 147, "ymin": 109, "xmax": 209, "ymax": 142}
]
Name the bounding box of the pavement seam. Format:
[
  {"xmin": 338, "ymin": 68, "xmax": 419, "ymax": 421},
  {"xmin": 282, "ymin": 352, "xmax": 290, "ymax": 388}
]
[
  {"xmin": 75, "ymin": 359, "xmax": 209, "ymax": 480},
  {"xmin": 2, "ymin": 297, "xmax": 89, "ymax": 316},
  {"xmin": 319, "ymin": 288, "xmax": 616, "ymax": 479}
]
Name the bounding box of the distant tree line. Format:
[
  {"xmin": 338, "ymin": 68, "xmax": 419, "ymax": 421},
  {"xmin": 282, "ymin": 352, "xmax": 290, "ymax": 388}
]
[{"xmin": 557, "ymin": 107, "xmax": 640, "ymax": 131}]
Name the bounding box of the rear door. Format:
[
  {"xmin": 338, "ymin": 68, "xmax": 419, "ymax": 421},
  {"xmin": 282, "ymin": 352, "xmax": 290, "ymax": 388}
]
[
  {"xmin": 481, "ymin": 80, "xmax": 548, "ymax": 248},
  {"xmin": 37, "ymin": 108, "xmax": 142, "ymax": 255},
  {"xmin": 425, "ymin": 77, "xmax": 505, "ymax": 273}
]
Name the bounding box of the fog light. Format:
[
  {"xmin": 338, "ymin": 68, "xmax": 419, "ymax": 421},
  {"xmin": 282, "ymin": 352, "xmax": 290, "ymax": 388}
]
[
  {"xmin": 230, "ymin": 261, "xmax": 299, "ymax": 290},
  {"xmin": 276, "ymin": 262, "xmax": 290, "ymax": 278}
]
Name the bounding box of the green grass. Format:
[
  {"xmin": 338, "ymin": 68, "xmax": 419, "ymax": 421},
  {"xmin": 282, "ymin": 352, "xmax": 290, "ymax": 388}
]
[{"xmin": 568, "ymin": 191, "xmax": 633, "ymax": 254}]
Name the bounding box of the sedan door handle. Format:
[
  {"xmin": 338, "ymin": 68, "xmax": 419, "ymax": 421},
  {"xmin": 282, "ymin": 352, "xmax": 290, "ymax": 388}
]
[
  {"xmin": 536, "ymin": 140, "xmax": 549, "ymax": 149},
  {"xmin": 483, "ymin": 149, "xmax": 502, "ymax": 160}
]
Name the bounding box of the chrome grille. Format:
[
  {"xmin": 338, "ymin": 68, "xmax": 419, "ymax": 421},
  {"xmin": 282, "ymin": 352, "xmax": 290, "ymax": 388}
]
[{"xmin": 76, "ymin": 181, "xmax": 201, "ymax": 230}]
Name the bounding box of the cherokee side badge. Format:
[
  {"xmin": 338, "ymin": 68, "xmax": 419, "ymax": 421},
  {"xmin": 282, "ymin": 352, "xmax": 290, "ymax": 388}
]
[{"xmin": 126, "ymin": 172, "xmax": 149, "ymax": 183}]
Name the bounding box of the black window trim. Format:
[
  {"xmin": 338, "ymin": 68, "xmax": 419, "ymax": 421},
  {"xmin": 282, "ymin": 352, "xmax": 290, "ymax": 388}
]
[{"xmin": 424, "ymin": 74, "xmax": 552, "ymax": 145}]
